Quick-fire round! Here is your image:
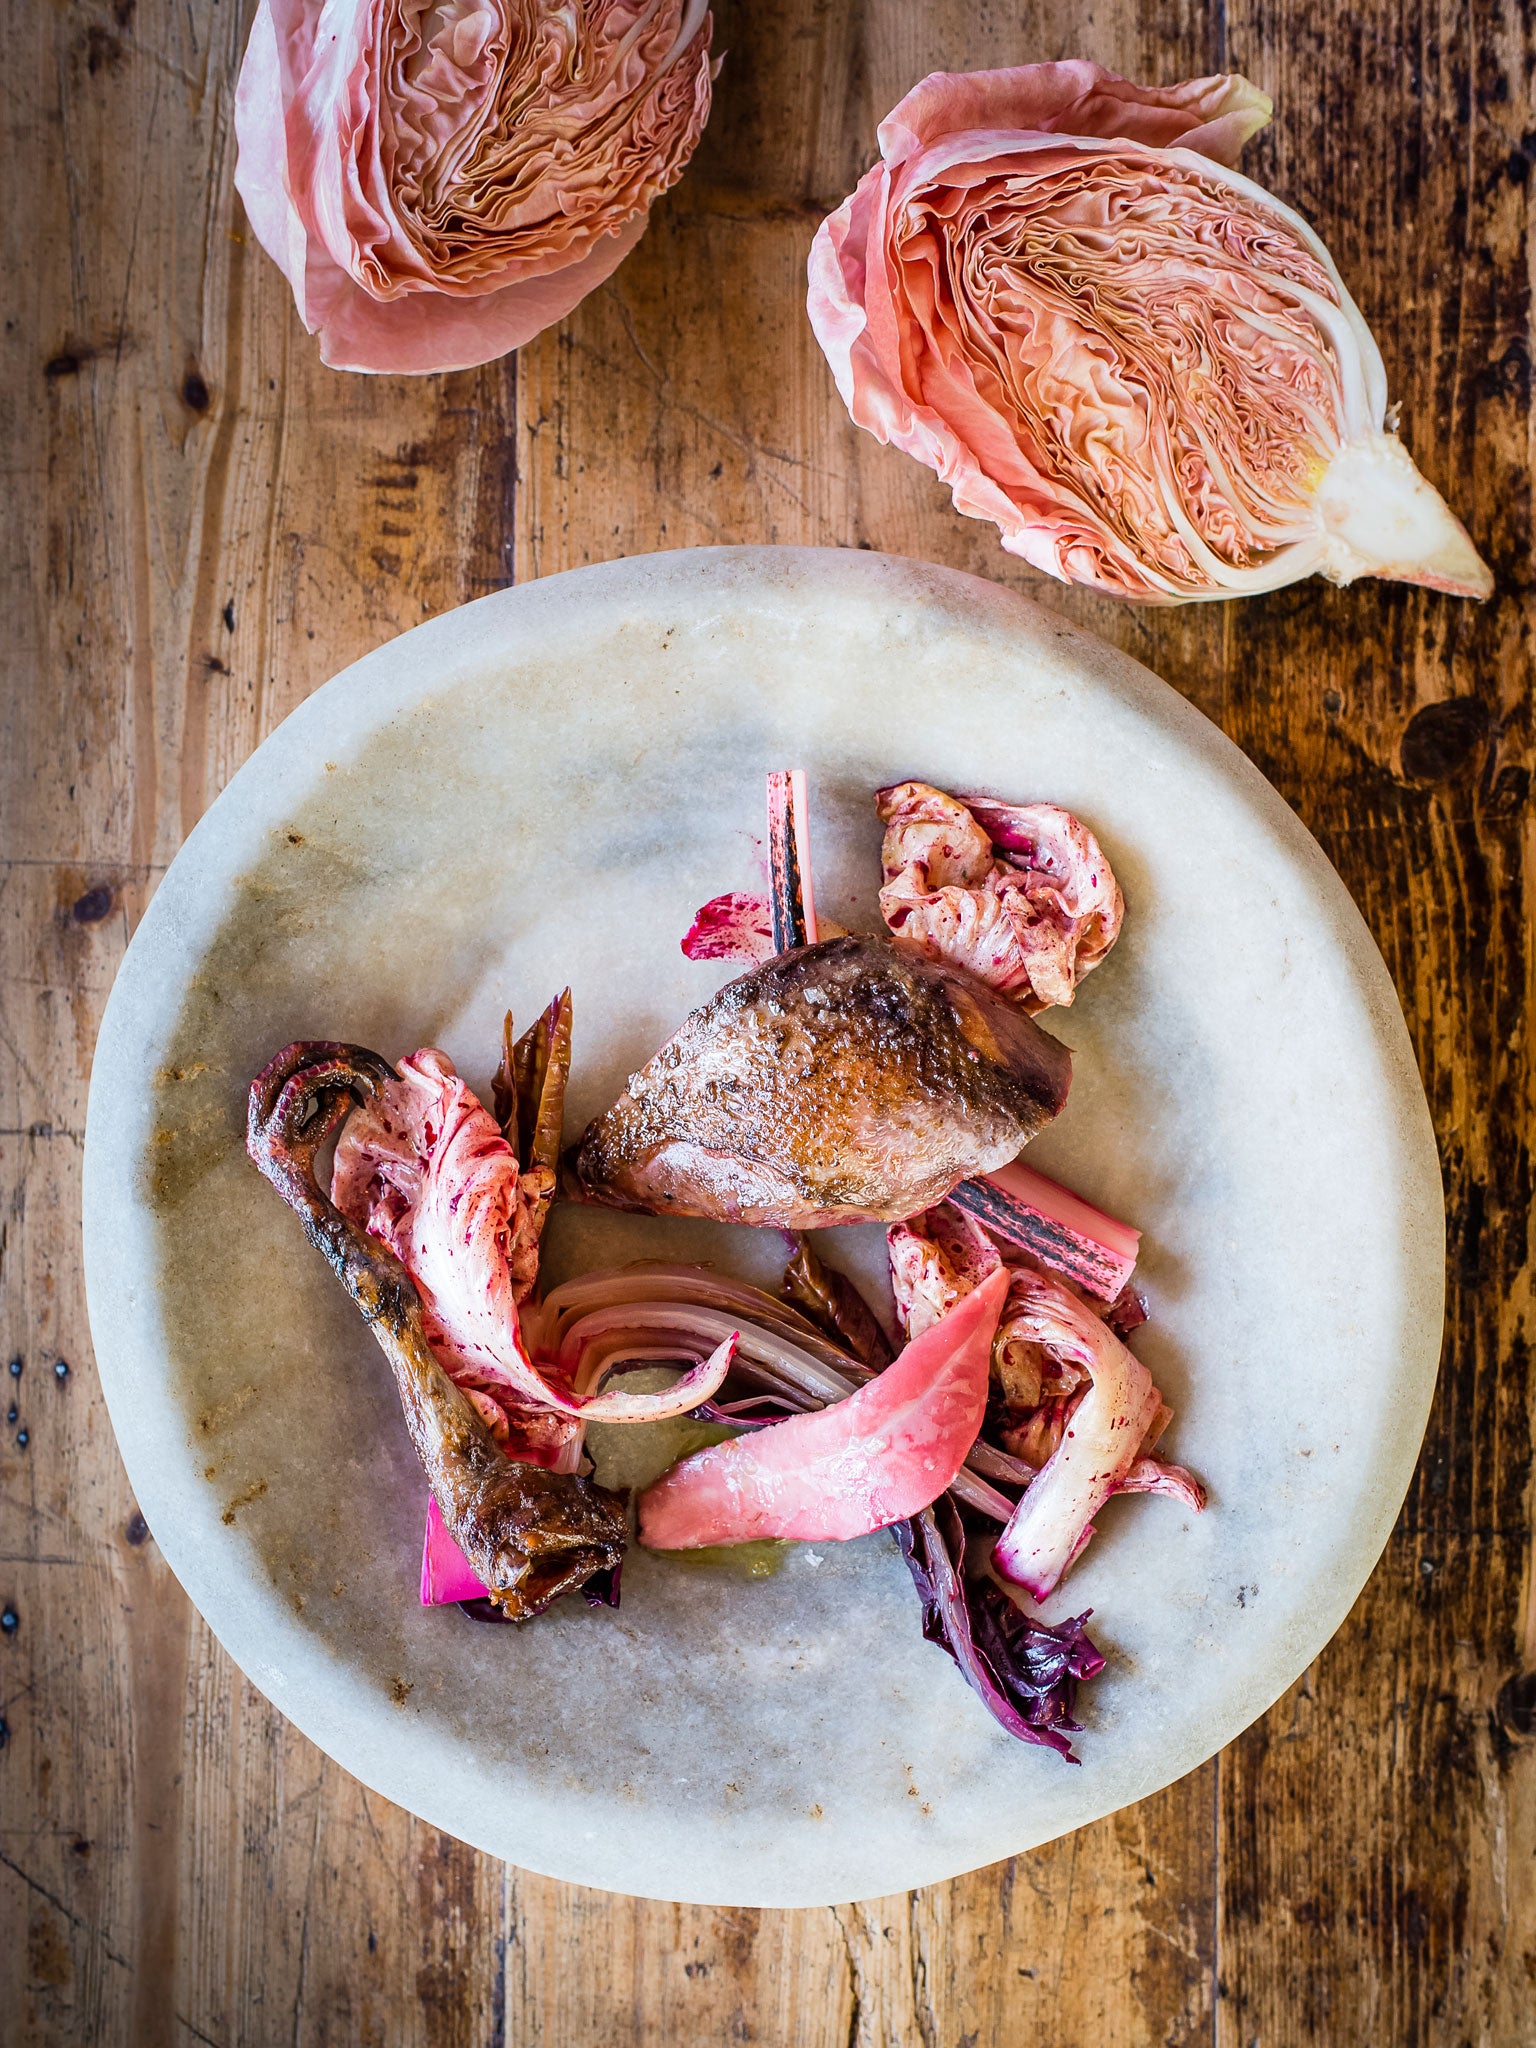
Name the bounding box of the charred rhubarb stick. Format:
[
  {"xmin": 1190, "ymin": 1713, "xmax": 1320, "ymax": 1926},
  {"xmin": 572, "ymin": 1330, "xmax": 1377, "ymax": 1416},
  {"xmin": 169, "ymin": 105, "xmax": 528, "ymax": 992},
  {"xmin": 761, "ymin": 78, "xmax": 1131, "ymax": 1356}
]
[
  {"xmin": 247, "ymin": 1040, "xmax": 625, "ymax": 1621},
  {"xmin": 767, "ymin": 768, "xmax": 819, "ymax": 952},
  {"xmin": 950, "ymin": 1159, "xmax": 1140, "ymax": 1303}
]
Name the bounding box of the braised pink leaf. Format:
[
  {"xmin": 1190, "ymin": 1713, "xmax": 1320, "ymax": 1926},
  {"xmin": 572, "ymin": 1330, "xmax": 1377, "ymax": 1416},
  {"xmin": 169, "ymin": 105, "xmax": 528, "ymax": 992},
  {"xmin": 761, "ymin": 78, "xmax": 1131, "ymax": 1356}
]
[
  {"xmin": 638, "ymin": 1267, "xmax": 1008, "ymax": 1547},
  {"xmin": 876, "ymin": 782, "xmax": 1123, "ymax": 1012}
]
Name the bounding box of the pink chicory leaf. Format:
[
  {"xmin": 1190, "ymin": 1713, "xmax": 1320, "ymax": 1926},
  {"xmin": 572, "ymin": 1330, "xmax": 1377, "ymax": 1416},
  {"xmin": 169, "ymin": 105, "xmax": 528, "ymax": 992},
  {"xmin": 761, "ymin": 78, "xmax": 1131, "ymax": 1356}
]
[
  {"xmin": 235, "ymin": 0, "xmax": 715, "ymax": 374},
  {"xmin": 333, "ymin": 1047, "xmax": 561, "ymax": 1423},
  {"xmin": 949, "ymin": 1157, "xmax": 1140, "ymax": 1303},
  {"xmin": 637, "ymin": 1266, "xmax": 1008, "ymax": 1547},
  {"xmin": 808, "ymin": 60, "xmax": 1490, "ymax": 602},
  {"xmin": 875, "ymin": 782, "xmax": 1123, "ymax": 1012},
  {"xmin": 333, "ymin": 1048, "xmax": 730, "ymax": 1426},
  {"xmin": 990, "ymin": 1273, "xmax": 1173, "ymax": 1599},
  {"xmin": 1118, "ymin": 1454, "xmax": 1208, "ymax": 1511}
]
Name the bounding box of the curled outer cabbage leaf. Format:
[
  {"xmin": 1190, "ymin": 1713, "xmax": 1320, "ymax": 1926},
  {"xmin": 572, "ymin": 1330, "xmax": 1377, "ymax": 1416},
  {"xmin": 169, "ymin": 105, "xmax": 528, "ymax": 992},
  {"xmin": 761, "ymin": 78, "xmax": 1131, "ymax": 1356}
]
[
  {"xmin": 235, "ymin": 0, "xmax": 714, "ymax": 374},
  {"xmin": 807, "ymin": 60, "xmax": 1491, "ymax": 603}
]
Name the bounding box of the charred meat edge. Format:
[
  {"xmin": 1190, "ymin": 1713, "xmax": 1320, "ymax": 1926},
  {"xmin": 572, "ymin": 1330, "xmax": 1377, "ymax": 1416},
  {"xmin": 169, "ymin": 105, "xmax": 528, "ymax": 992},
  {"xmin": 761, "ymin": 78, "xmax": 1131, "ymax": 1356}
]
[{"xmin": 246, "ymin": 1040, "xmax": 626, "ymax": 1621}]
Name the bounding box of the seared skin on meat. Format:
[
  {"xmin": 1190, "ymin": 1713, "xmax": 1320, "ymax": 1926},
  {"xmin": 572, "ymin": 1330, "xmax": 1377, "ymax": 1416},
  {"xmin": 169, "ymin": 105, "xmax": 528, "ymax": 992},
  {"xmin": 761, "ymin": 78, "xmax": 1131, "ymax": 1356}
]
[
  {"xmin": 570, "ymin": 935, "xmax": 1071, "ymax": 1228},
  {"xmin": 248, "ymin": 1041, "xmax": 626, "ymax": 1620}
]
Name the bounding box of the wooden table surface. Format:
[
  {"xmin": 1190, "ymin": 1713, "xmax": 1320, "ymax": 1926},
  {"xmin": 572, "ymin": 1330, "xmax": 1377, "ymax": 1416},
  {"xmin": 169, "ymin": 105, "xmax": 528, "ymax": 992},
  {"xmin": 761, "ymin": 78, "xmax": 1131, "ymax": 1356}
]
[{"xmin": 4, "ymin": 0, "xmax": 1534, "ymax": 2041}]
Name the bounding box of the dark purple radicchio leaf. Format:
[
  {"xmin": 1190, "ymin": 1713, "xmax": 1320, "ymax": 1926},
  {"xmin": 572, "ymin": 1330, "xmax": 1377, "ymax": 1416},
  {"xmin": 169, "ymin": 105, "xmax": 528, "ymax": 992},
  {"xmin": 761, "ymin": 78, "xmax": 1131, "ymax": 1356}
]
[
  {"xmin": 895, "ymin": 1497, "xmax": 1104, "ymax": 1761},
  {"xmin": 581, "ymin": 1558, "xmax": 624, "ymax": 1609}
]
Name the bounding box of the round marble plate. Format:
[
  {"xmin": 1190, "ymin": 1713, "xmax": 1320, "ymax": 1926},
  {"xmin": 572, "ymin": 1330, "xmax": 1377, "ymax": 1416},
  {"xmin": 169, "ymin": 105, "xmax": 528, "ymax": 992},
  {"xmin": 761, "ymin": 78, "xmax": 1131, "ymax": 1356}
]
[{"xmin": 83, "ymin": 547, "xmax": 1442, "ymax": 1907}]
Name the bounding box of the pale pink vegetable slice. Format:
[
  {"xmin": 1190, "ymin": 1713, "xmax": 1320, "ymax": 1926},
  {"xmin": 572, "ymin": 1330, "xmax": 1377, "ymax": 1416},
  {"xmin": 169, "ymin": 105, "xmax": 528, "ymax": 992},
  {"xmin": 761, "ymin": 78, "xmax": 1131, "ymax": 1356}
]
[
  {"xmin": 991, "ymin": 1275, "xmax": 1166, "ymax": 1599},
  {"xmin": 875, "ymin": 783, "xmax": 1123, "ymax": 1011},
  {"xmin": 950, "ymin": 1159, "xmax": 1140, "ymax": 1302},
  {"xmin": 681, "ymin": 891, "xmax": 776, "ymax": 963},
  {"xmin": 638, "ymin": 1267, "xmax": 1007, "ymax": 1548}
]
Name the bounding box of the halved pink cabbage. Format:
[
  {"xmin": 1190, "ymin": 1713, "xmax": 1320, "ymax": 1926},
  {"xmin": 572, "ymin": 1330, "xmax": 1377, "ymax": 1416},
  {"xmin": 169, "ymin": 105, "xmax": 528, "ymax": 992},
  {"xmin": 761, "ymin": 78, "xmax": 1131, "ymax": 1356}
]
[
  {"xmin": 638, "ymin": 1267, "xmax": 1007, "ymax": 1547},
  {"xmin": 876, "ymin": 782, "xmax": 1122, "ymax": 1011},
  {"xmin": 235, "ymin": 0, "xmax": 714, "ymax": 374},
  {"xmin": 808, "ymin": 61, "xmax": 1490, "ymax": 603}
]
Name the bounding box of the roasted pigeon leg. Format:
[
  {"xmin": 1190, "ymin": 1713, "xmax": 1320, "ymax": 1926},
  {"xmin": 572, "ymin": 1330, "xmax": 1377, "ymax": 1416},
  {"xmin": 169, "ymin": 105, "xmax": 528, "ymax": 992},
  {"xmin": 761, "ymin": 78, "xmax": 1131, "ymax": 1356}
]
[
  {"xmin": 247, "ymin": 1040, "xmax": 626, "ymax": 1620},
  {"xmin": 570, "ymin": 935, "xmax": 1072, "ymax": 1228}
]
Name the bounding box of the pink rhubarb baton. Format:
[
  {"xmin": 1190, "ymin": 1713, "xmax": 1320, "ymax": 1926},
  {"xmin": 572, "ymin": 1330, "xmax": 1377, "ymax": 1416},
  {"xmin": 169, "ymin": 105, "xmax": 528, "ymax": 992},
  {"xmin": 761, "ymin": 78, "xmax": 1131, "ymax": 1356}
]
[
  {"xmin": 950, "ymin": 1158, "xmax": 1140, "ymax": 1303},
  {"xmin": 766, "ymin": 767, "xmax": 819, "ymax": 951},
  {"xmin": 639, "ymin": 1266, "xmax": 1008, "ymax": 1548}
]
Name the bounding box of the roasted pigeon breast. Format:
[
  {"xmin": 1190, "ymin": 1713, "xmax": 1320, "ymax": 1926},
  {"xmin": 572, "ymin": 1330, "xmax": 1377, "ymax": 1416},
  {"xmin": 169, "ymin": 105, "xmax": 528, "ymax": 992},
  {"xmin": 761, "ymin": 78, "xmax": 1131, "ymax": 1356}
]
[{"xmin": 570, "ymin": 934, "xmax": 1072, "ymax": 1228}]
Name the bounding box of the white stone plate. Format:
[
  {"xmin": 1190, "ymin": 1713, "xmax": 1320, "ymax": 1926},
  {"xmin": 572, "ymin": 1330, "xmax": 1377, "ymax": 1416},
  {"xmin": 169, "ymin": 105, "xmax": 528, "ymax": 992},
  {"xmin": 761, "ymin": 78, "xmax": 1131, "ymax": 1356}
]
[{"xmin": 83, "ymin": 548, "xmax": 1442, "ymax": 1907}]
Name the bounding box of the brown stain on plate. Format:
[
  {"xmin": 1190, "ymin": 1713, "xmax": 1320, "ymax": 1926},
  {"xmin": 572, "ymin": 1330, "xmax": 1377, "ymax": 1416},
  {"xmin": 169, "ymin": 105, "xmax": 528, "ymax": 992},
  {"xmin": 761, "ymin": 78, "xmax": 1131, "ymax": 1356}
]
[{"xmin": 220, "ymin": 1477, "xmax": 268, "ymax": 1525}]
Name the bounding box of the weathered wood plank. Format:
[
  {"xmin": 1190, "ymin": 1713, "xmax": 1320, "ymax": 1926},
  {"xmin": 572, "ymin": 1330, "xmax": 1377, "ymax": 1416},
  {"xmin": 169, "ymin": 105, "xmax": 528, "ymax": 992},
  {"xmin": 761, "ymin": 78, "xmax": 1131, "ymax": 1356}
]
[
  {"xmin": 2, "ymin": 0, "xmax": 517, "ymax": 2039},
  {"xmin": 1208, "ymin": 0, "xmax": 1536, "ymax": 2040}
]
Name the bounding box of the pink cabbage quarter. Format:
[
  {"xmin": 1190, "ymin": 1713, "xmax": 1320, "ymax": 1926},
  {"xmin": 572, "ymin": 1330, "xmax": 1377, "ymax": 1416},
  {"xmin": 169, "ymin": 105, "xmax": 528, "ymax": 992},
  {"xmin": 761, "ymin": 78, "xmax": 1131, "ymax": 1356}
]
[
  {"xmin": 807, "ymin": 61, "xmax": 1491, "ymax": 604},
  {"xmin": 235, "ymin": 0, "xmax": 714, "ymax": 374}
]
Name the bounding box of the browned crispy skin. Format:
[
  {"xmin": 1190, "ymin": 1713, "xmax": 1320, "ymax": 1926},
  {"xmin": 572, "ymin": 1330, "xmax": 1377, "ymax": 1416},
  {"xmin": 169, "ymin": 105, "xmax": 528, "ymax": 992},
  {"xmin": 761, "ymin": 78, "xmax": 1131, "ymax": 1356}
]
[
  {"xmin": 247, "ymin": 1041, "xmax": 625, "ymax": 1620},
  {"xmin": 570, "ymin": 936, "xmax": 1071, "ymax": 1228}
]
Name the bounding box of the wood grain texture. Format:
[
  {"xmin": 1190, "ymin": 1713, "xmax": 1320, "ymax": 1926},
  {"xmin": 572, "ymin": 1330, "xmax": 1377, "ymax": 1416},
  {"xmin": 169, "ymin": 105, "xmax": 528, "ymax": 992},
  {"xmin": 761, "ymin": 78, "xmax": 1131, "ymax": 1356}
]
[{"xmin": 1, "ymin": 0, "xmax": 1532, "ymax": 2040}]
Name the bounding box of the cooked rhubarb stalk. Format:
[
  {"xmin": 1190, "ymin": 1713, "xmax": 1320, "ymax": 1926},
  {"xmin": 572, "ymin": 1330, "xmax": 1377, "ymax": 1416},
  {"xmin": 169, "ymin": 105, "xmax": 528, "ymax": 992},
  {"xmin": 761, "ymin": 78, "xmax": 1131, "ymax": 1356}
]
[
  {"xmin": 767, "ymin": 767, "xmax": 818, "ymax": 951},
  {"xmin": 990, "ymin": 1273, "xmax": 1166, "ymax": 1600},
  {"xmin": 519, "ymin": 991, "xmax": 572, "ymax": 1237},
  {"xmin": 246, "ymin": 1041, "xmax": 626, "ymax": 1620},
  {"xmin": 950, "ymin": 1159, "xmax": 1139, "ymax": 1303},
  {"xmin": 638, "ymin": 1267, "xmax": 1006, "ymax": 1547},
  {"xmin": 332, "ymin": 1044, "xmax": 732, "ymax": 1427}
]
